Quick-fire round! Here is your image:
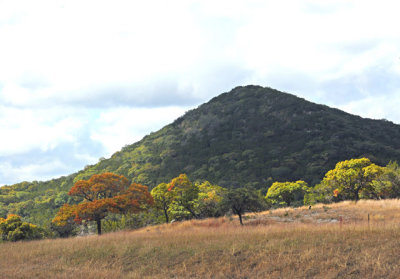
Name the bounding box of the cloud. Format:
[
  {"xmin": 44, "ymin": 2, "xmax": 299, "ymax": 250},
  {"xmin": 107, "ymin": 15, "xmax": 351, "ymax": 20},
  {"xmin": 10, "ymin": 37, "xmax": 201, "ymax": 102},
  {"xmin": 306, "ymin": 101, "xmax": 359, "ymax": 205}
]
[
  {"xmin": 1, "ymin": 0, "xmax": 400, "ymax": 185},
  {"xmin": 0, "ymin": 106, "xmax": 90, "ymax": 156},
  {"xmin": 0, "ymin": 134, "xmax": 104, "ymax": 185},
  {"xmin": 339, "ymin": 93, "xmax": 400, "ymax": 124},
  {"xmin": 0, "ymin": 105, "xmax": 188, "ymax": 185},
  {"xmin": 91, "ymin": 106, "xmax": 189, "ymax": 156}
]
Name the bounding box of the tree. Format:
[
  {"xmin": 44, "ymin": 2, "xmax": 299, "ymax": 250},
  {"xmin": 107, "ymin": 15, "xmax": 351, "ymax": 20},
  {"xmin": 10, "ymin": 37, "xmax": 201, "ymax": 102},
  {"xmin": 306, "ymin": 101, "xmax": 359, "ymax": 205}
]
[
  {"xmin": 266, "ymin": 181, "xmax": 310, "ymax": 206},
  {"xmin": 0, "ymin": 214, "xmax": 45, "ymax": 241},
  {"xmin": 222, "ymin": 188, "xmax": 264, "ymax": 225},
  {"xmin": 52, "ymin": 173, "xmax": 153, "ymax": 235},
  {"xmin": 367, "ymin": 161, "xmax": 400, "ymax": 199},
  {"xmin": 321, "ymin": 158, "xmax": 384, "ymax": 201},
  {"xmin": 168, "ymin": 174, "xmax": 199, "ymax": 219},
  {"xmin": 150, "ymin": 183, "xmax": 175, "ymax": 223},
  {"xmin": 195, "ymin": 181, "xmax": 226, "ymax": 218}
]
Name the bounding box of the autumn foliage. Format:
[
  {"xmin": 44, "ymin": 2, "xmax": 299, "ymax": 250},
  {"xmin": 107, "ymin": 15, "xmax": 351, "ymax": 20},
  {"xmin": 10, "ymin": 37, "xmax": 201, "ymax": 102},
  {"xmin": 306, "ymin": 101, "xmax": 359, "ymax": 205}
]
[{"xmin": 53, "ymin": 173, "xmax": 153, "ymax": 235}]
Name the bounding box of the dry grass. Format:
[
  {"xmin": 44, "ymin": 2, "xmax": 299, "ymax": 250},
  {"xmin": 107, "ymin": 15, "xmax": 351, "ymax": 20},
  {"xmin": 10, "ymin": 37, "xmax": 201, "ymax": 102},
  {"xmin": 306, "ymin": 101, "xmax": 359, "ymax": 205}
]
[{"xmin": 2, "ymin": 199, "xmax": 400, "ymax": 278}]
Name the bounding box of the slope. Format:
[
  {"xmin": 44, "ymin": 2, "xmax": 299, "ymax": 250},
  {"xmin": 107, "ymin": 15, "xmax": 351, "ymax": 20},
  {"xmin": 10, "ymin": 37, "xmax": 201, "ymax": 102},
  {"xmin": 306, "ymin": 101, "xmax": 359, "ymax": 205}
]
[{"xmin": 2, "ymin": 199, "xmax": 400, "ymax": 278}]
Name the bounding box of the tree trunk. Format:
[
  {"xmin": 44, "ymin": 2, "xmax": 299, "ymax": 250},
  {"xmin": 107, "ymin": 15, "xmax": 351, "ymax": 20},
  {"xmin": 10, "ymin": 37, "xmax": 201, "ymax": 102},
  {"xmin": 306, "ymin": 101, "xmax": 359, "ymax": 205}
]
[
  {"xmin": 354, "ymin": 189, "xmax": 360, "ymax": 202},
  {"xmin": 186, "ymin": 206, "xmax": 198, "ymax": 219},
  {"xmin": 238, "ymin": 213, "xmax": 243, "ymax": 225},
  {"xmin": 163, "ymin": 207, "xmax": 169, "ymax": 224},
  {"xmin": 96, "ymin": 219, "xmax": 102, "ymax": 235}
]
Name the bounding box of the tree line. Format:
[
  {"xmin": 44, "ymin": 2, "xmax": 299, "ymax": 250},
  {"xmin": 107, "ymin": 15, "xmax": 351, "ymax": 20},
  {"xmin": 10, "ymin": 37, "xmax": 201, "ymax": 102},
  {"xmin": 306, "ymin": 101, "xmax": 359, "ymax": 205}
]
[{"xmin": 2, "ymin": 157, "xmax": 400, "ymax": 241}]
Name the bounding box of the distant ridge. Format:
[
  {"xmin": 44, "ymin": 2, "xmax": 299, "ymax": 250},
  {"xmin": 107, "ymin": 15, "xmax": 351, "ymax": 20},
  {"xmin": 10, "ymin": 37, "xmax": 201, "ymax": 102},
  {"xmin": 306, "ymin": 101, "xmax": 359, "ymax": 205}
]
[{"xmin": 3, "ymin": 85, "xmax": 400, "ymax": 225}]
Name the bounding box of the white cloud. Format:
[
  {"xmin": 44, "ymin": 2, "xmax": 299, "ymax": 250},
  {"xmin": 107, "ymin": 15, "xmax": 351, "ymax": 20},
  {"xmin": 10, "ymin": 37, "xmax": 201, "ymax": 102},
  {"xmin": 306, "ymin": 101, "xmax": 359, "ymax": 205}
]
[
  {"xmin": 339, "ymin": 93, "xmax": 400, "ymax": 123},
  {"xmin": 91, "ymin": 106, "xmax": 189, "ymax": 156},
  {"xmin": 1, "ymin": 0, "xmax": 400, "ymax": 184},
  {"xmin": 0, "ymin": 106, "xmax": 88, "ymax": 156},
  {"xmin": 0, "ymin": 160, "xmax": 69, "ymax": 185}
]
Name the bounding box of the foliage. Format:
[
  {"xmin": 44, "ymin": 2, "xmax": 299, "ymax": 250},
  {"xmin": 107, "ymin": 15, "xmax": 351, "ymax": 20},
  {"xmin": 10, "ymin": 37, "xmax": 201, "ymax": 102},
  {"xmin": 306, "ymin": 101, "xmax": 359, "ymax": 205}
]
[
  {"xmin": 167, "ymin": 174, "xmax": 199, "ymax": 219},
  {"xmin": 304, "ymin": 183, "xmax": 335, "ymax": 205},
  {"xmin": 320, "ymin": 158, "xmax": 385, "ymax": 201},
  {"xmin": 266, "ymin": 181, "xmax": 310, "ymax": 206},
  {"xmin": 150, "ymin": 177, "xmax": 228, "ymax": 222},
  {"xmin": 368, "ymin": 161, "xmax": 400, "ymax": 199},
  {"xmin": 221, "ymin": 187, "xmax": 265, "ymax": 225},
  {"xmin": 195, "ymin": 181, "xmax": 227, "ymax": 218},
  {"xmin": 52, "ymin": 173, "xmax": 153, "ymax": 235},
  {"xmin": 0, "ymin": 214, "xmax": 45, "ymax": 241},
  {"xmin": 151, "ymin": 183, "xmax": 175, "ymax": 223}
]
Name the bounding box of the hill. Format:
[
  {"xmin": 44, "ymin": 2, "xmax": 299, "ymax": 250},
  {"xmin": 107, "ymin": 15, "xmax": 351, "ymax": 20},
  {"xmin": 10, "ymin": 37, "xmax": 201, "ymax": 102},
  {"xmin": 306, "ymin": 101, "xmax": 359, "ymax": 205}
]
[
  {"xmin": 85, "ymin": 85, "xmax": 400, "ymax": 187},
  {"xmin": 2, "ymin": 85, "xmax": 400, "ymax": 226},
  {"xmin": 1, "ymin": 199, "xmax": 400, "ymax": 278}
]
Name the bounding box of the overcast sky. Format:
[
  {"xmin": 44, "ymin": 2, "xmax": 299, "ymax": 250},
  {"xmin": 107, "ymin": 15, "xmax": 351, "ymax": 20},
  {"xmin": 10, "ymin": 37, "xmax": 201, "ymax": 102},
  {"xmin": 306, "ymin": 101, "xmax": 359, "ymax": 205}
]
[{"xmin": 1, "ymin": 0, "xmax": 400, "ymax": 186}]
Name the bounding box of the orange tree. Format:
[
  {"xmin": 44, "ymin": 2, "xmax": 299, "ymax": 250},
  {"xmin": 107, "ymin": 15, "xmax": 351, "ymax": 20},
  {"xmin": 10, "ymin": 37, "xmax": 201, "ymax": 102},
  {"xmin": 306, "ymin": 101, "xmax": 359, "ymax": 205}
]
[{"xmin": 52, "ymin": 173, "xmax": 153, "ymax": 235}]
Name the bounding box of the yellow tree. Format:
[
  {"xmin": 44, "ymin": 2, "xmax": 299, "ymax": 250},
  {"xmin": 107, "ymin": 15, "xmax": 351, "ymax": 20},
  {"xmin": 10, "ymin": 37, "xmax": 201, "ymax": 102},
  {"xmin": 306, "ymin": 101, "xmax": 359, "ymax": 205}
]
[
  {"xmin": 0, "ymin": 214, "xmax": 44, "ymax": 241},
  {"xmin": 321, "ymin": 158, "xmax": 384, "ymax": 201},
  {"xmin": 195, "ymin": 181, "xmax": 226, "ymax": 218}
]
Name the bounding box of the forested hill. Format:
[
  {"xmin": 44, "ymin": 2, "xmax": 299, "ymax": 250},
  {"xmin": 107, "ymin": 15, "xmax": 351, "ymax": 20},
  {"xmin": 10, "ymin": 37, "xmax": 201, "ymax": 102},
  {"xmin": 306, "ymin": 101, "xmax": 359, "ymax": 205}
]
[
  {"xmin": 2, "ymin": 85, "xmax": 400, "ymax": 225},
  {"xmin": 94, "ymin": 85, "xmax": 400, "ymax": 187}
]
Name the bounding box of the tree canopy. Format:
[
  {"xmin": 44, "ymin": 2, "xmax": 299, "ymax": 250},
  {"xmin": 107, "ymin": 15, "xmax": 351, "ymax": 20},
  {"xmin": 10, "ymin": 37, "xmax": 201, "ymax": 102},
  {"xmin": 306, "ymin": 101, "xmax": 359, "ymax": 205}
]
[
  {"xmin": 151, "ymin": 183, "xmax": 174, "ymax": 223},
  {"xmin": 222, "ymin": 188, "xmax": 264, "ymax": 225},
  {"xmin": 52, "ymin": 173, "xmax": 153, "ymax": 235},
  {"xmin": 167, "ymin": 174, "xmax": 199, "ymax": 219},
  {"xmin": 319, "ymin": 158, "xmax": 384, "ymax": 201},
  {"xmin": 266, "ymin": 181, "xmax": 310, "ymax": 206}
]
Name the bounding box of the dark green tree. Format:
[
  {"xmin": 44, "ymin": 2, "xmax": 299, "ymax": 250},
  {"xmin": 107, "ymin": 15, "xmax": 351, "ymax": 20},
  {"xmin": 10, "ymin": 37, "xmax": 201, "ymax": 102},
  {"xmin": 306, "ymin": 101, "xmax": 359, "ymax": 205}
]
[{"xmin": 222, "ymin": 188, "xmax": 264, "ymax": 225}]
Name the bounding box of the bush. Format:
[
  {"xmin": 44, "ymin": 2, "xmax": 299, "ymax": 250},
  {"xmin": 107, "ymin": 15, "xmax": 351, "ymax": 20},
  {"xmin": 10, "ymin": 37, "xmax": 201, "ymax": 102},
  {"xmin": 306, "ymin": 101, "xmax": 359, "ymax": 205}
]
[{"xmin": 0, "ymin": 214, "xmax": 45, "ymax": 241}]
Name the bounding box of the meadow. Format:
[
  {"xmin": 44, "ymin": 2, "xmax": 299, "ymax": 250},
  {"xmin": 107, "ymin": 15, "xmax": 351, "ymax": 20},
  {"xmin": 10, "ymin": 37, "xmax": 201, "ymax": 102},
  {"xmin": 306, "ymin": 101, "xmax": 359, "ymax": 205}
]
[{"xmin": 1, "ymin": 199, "xmax": 400, "ymax": 278}]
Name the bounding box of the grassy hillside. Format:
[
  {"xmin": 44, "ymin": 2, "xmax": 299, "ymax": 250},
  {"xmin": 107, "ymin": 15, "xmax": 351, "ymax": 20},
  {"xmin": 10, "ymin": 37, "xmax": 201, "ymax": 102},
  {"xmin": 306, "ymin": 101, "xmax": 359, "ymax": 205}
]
[
  {"xmin": 2, "ymin": 85, "xmax": 400, "ymax": 227},
  {"xmin": 1, "ymin": 199, "xmax": 400, "ymax": 278}
]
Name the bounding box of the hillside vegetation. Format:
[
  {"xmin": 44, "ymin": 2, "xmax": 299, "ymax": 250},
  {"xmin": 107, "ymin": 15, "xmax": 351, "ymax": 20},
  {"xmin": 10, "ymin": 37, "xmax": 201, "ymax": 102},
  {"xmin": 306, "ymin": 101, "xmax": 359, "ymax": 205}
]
[
  {"xmin": 1, "ymin": 199, "xmax": 400, "ymax": 279},
  {"xmin": 2, "ymin": 85, "xmax": 400, "ymax": 227}
]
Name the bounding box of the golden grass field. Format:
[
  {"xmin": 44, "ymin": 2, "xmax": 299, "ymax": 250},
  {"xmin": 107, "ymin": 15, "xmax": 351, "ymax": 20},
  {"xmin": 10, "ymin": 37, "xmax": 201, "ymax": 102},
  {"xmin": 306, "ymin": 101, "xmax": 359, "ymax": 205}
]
[{"xmin": 2, "ymin": 199, "xmax": 400, "ymax": 278}]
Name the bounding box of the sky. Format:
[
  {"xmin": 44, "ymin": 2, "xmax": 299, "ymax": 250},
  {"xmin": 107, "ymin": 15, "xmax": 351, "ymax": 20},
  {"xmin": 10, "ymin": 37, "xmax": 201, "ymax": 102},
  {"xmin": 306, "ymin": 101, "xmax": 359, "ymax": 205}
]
[{"xmin": 1, "ymin": 0, "xmax": 400, "ymax": 186}]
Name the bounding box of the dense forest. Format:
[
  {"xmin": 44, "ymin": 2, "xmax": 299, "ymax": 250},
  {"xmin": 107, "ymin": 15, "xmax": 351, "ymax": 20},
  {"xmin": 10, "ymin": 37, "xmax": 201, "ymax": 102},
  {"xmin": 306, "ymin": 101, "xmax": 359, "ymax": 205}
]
[{"xmin": 2, "ymin": 85, "xmax": 400, "ymax": 229}]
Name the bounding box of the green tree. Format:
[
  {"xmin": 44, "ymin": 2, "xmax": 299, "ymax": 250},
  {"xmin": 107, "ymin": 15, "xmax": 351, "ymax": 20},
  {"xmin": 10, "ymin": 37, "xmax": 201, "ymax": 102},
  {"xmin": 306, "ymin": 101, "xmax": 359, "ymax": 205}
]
[
  {"xmin": 368, "ymin": 161, "xmax": 400, "ymax": 199},
  {"xmin": 304, "ymin": 182, "xmax": 335, "ymax": 205},
  {"xmin": 222, "ymin": 188, "xmax": 264, "ymax": 225},
  {"xmin": 168, "ymin": 174, "xmax": 199, "ymax": 219},
  {"xmin": 321, "ymin": 158, "xmax": 384, "ymax": 201},
  {"xmin": 151, "ymin": 183, "xmax": 175, "ymax": 223},
  {"xmin": 266, "ymin": 181, "xmax": 310, "ymax": 206}
]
